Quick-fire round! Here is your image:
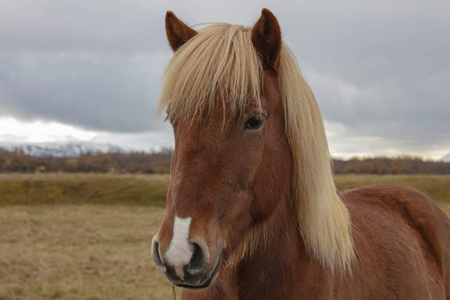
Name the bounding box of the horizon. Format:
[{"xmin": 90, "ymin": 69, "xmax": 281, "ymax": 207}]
[{"xmin": 1, "ymin": 140, "xmax": 449, "ymax": 162}]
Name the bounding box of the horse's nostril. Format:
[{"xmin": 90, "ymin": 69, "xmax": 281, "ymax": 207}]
[
  {"xmin": 152, "ymin": 240, "xmax": 166, "ymax": 272},
  {"xmin": 188, "ymin": 242, "xmax": 206, "ymax": 275}
]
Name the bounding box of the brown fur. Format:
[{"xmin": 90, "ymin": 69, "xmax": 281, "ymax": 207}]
[
  {"xmin": 153, "ymin": 9, "xmax": 450, "ymax": 299},
  {"xmin": 251, "ymin": 9, "xmax": 282, "ymax": 71},
  {"xmin": 165, "ymin": 11, "xmax": 197, "ymax": 51}
]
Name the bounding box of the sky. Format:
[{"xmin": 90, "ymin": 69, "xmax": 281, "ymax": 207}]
[{"xmin": 0, "ymin": 0, "xmax": 449, "ymax": 159}]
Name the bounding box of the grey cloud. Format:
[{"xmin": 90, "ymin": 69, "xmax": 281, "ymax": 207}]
[
  {"xmin": 0, "ymin": 0, "xmax": 449, "ymax": 156},
  {"xmin": 0, "ymin": 0, "xmax": 166, "ymax": 55},
  {"xmin": 0, "ymin": 52, "xmax": 168, "ymax": 132},
  {"xmin": 274, "ymin": 0, "xmax": 450, "ymax": 154}
]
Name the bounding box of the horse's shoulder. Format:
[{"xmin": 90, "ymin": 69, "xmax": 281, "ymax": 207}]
[
  {"xmin": 343, "ymin": 185, "xmax": 450, "ymax": 283},
  {"xmin": 342, "ymin": 185, "xmax": 448, "ymax": 228},
  {"xmin": 342, "ymin": 184, "xmax": 438, "ymax": 211}
]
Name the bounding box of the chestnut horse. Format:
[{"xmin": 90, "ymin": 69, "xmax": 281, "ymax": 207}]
[{"xmin": 152, "ymin": 9, "xmax": 450, "ymax": 299}]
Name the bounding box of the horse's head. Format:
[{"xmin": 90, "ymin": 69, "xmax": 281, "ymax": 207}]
[{"xmin": 151, "ymin": 9, "xmax": 291, "ymax": 288}]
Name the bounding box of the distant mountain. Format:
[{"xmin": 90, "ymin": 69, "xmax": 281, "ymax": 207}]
[
  {"xmin": 441, "ymin": 153, "xmax": 450, "ymax": 163},
  {"xmin": 0, "ymin": 142, "xmax": 128, "ymax": 157}
]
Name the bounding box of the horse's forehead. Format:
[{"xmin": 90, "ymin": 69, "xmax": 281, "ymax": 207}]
[
  {"xmin": 168, "ymin": 74, "xmax": 281, "ymax": 134},
  {"xmin": 172, "ymin": 96, "xmax": 264, "ymax": 122}
]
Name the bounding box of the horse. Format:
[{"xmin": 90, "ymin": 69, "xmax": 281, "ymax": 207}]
[{"xmin": 151, "ymin": 9, "xmax": 450, "ymax": 299}]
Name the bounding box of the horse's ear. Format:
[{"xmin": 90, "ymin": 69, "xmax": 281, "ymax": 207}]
[
  {"xmin": 251, "ymin": 9, "xmax": 282, "ymax": 71},
  {"xmin": 165, "ymin": 11, "xmax": 197, "ymax": 51}
]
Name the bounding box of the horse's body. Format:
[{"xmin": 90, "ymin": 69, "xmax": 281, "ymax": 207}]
[
  {"xmin": 342, "ymin": 186, "xmax": 449, "ymax": 299},
  {"xmin": 152, "ymin": 9, "xmax": 450, "ymax": 299},
  {"xmin": 177, "ymin": 186, "xmax": 450, "ymax": 300}
]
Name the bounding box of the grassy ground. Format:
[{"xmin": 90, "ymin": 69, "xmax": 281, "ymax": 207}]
[
  {"xmin": 0, "ymin": 205, "xmax": 173, "ymax": 300},
  {"xmin": 334, "ymin": 174, "xmax": 450, "ymax": 215},
  {"xmin": 0, "ymin": 174, "xmax": 169, "ymax": 207},
  {"xmin": 0, "ymin": 173, "xmax": 449, "ymax": 299}
]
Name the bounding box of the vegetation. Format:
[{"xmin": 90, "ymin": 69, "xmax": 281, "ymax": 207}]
[
  {"xmin": 333, "ymin": 156, "xmax": 450, "ymax": 174},
  {"xmin": 0, "ymin": 204, "xmax": 173, "ymax": 300},
  {"xmin": 0, "ymin": 149, "xmax": 172, "ymax": 174},
  {"xmin": 0, "ymin": 173, "xmax": 169, "ymax": 207},
  {"xmin": 0, "ymin": 173, "xmax": 448, "ymax": 299},
  {"xmin": 0, "ymin": 173, "xmax": 448, "ymax": 213},
  {"xmin": 1, "ymin": 149, "xmax": 450, "ymax": 174},
  {"xmin": 334, "ymin": 174, "xmax": 450, "ymax": 212}
]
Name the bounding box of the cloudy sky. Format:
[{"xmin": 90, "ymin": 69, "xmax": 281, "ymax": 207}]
[{"xmin": 1, "ymin": 0, "xmax": 449, "ymax": 159}]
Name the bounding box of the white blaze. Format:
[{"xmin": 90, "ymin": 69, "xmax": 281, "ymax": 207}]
[{"xmin": 165, "ymin": 216, "xmax": 193, "ymax": 280}]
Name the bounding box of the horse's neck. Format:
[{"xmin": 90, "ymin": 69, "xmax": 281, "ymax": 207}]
[
  {"xmin": 236, "ymin": 202, "xmax": 304, "ymax": 297},
  {"xmin": 181, "ymin": 198, "xmax": 334, "ymax": 300},
  {"xmin": 233, "ymin": 199, "xmax": 330, "ymax": 299}
]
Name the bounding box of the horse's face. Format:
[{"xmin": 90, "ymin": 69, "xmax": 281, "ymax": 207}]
[
  {"xmin": 152, "ymin": 74, "xmax": 291, "ymax": 288},
  {"xmin": 152, "ymin": 10, "xmax": 289, "ymax": 289}
]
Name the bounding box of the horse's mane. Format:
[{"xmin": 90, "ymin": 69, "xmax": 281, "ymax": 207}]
[
  {"xmin": 159, "ymin": 23, "xmax": 355, "ymax": 272},
  {"xmin": 159, "ymin": 23, "xmax": 262, "ymax": 121}
]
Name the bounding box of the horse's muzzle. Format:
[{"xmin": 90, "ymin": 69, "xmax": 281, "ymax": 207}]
[{"xmin": 152, "ymin": 236, "xmax": 224, "ymax": 288}]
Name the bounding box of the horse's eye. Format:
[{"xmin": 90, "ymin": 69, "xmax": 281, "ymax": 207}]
[{"xmin": 244, "ymin": 117, "xmax": 264, "ymax": 130}]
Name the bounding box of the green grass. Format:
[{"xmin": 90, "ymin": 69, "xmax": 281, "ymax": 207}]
[
  {"xmin": 334, "ymin": 174, "xmax": 450, "ymax": 201},
  {"xmin": 334, "ymin": 174, "xmax": 450, "ymax": 215},
  {"xmin": 0, "ymin": 173, "xmax": 448, "ymax": 210},
  {"xmin": 0, "ymin": 174, "xmax": 170, "ymax": 207}
]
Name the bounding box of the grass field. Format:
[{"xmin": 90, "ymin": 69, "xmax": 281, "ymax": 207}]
[
  {"xmin": 0, "ymin": 173, "xmax": 449, "ymax": 299},
  {"xmin": 0, "ymin": 174, "xmax": 169, "ymax": 207},
  {"xmin": 0, "ymin": 205, "xmax": 172, "ymax": 300}
]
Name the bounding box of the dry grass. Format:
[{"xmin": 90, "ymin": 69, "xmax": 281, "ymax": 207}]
[
  {"xmin": 0, "ymin": 173, "xmax": 448, "ymax": 299},
  {"xmin": 0, "ymin": 204, "xmax": 175, "ymax": 300}
]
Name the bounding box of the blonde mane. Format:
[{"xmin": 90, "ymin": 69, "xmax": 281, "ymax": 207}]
[
  {"xmin": 159, "ymin": 24, "xmax": 261, "ymax": 121},
  {"xmin": 159, "ymin": 23, "xmax": 355, "ymax": 272}
]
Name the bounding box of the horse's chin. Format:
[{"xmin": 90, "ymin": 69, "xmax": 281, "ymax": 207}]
[{"xmin": 169, "ymin": 249, "xmax": 223, "ymax": 290}]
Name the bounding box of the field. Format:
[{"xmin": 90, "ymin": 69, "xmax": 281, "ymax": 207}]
[{"xmin": 0, "ymin": 173, "xmax": 449, "ymax": 299}]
